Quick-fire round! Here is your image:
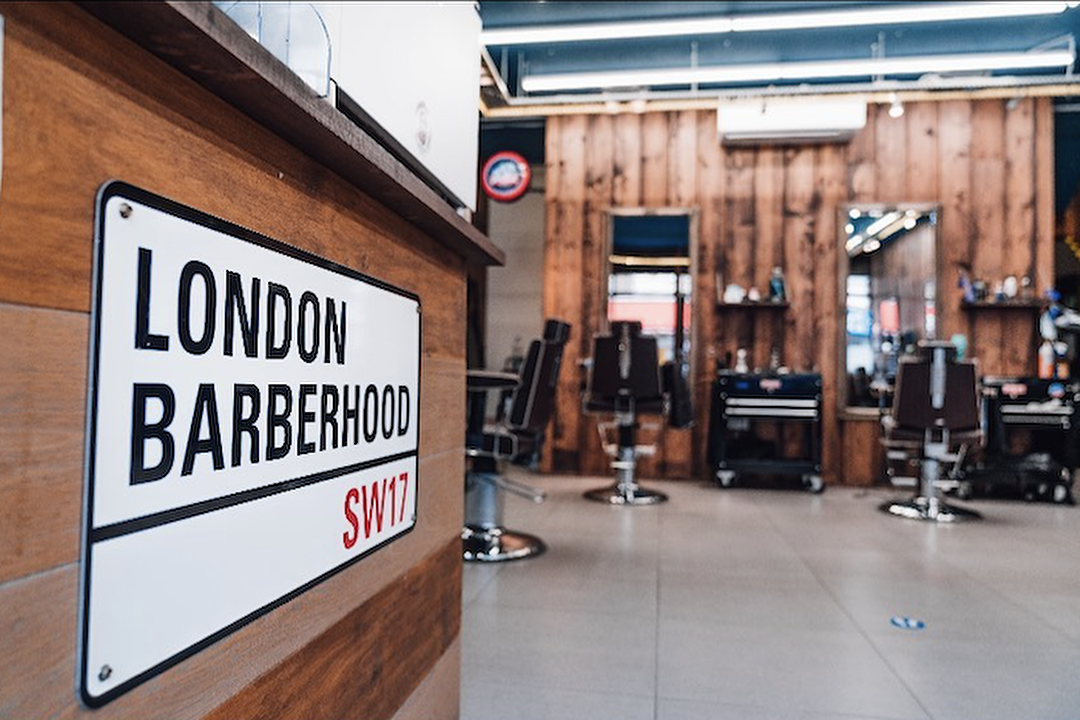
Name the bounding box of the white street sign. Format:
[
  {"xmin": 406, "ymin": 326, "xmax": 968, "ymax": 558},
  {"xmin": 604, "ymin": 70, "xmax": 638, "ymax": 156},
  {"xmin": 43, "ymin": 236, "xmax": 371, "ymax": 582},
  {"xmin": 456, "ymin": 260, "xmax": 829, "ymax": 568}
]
[{"xmin": 79, "ymin": 182, "xmax": 420, "ymax": 706}]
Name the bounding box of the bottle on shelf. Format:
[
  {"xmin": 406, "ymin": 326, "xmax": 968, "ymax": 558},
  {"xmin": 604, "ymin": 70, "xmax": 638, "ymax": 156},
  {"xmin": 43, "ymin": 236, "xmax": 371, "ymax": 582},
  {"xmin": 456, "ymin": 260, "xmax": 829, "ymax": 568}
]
[
  {"xmin": 1038, "ymin": 339, "xmax": 1055, "ymax": 379},
  {"xmin": 769, "ymin": 267, "xmax": 786, "ymax": 303},
  {"xmin": 734, "ymin": 348, "xmax": 749, "ymax": 374}
]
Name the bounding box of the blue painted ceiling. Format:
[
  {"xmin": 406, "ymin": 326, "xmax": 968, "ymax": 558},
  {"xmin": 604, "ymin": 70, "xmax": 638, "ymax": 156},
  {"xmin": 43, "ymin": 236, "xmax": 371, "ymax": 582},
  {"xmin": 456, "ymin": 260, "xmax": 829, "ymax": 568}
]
[
  {"xmin": 479, "ymin": 1, "xmax": 1080, "ymax": 96},
  {"xmin": 477, "ymin": 2, "xmax": 1080, "ymax": 211}
]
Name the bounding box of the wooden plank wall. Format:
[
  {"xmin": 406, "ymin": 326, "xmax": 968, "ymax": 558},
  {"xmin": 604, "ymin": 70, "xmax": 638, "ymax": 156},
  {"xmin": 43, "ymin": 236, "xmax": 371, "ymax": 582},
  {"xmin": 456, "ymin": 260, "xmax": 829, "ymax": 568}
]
[
  {"xmin": 542, "ymin": 98, "xmax": 1055, "ymax": 484},
  {"xmin": 0, "ymin": 4, "xmax": 464, "ymax": 719}
]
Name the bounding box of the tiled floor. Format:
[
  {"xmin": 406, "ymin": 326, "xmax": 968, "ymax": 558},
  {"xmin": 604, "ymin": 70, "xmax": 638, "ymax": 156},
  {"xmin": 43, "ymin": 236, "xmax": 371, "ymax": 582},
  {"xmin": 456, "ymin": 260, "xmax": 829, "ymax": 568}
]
[{"xmin": 460, "ymin": 473, "xmax": 1080, "ymax": 720}]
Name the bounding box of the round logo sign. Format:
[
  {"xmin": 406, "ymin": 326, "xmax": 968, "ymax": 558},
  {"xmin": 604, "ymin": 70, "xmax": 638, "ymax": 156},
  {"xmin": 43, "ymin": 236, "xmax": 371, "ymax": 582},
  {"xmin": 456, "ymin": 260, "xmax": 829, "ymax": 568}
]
[{"xmin": 482, "ymin": 151, "xmax": 531, "ymax": 202}]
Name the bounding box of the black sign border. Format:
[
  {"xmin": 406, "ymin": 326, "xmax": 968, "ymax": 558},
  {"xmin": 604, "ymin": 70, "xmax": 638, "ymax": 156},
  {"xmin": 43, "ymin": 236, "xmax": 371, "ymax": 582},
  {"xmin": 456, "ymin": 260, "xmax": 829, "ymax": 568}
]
[{"xmin": 78, "ymin": 181, "xmax": 423, "ymax": 708}]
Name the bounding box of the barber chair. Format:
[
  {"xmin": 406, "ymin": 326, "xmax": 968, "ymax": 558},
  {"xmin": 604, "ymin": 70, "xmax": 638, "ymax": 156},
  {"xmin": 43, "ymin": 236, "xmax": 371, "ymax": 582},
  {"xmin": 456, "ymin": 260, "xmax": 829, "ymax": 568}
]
[
  {"xmin": 880, "ymin": 341, "xmax": 983, "ymax": 522},
  {"xmin": 582, "ymin": 322, "xmax": 669, "ymax": 506},
  {"xmin": 463, "ymin": 320, "xmax": 571, "ymax": 561}
]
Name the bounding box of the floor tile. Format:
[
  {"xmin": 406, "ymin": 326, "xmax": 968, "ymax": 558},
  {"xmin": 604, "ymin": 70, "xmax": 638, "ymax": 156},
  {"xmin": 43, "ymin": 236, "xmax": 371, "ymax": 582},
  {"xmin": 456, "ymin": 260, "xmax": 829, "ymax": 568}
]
[
  {"xmin": 461, "ymin": 472, "xmax": 1080, "ymax": 719},
  {"xmin": 462, "ymin": 682, "xmax": 654, "ymax": 720},
  {"xmin": 656, "ymin": 618, "xmax": 929, "ymax": 719},
  {"xmin": 462, "ymin": 602, "xmax": 657, "ymax": 697},
  {"xmin": 873, "ymin": 635, "xmax": 1080, "ymax": 720},
  {"xmin": 658, "ymin": 697, "xmax": 927, "ymax": 720}
]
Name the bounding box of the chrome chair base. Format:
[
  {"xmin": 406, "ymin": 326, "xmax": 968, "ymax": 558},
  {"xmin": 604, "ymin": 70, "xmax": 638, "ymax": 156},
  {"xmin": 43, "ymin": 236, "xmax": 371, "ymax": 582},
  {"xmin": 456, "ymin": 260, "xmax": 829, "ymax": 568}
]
[
  {"xmin": 462, "ymin": 525, "xmax": 546, "ymax": 562},
  {"xmin": 584, "ymin": 483, "xmax": 668, "ymax": 506},
  {"xmin": 879, "ymin": 496, "xmax": 982, "ymax": 523}
]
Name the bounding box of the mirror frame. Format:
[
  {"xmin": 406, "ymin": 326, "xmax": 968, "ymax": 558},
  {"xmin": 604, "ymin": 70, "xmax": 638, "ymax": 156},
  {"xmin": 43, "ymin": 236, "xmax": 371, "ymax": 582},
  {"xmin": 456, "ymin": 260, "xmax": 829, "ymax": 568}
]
[
  {"xmin": 837, "ymin": 202, "xmax": 942, "ymax": 418},
  {"xmin": 603, "ymin": 206, "xmax": 700, "ymax": 378}
]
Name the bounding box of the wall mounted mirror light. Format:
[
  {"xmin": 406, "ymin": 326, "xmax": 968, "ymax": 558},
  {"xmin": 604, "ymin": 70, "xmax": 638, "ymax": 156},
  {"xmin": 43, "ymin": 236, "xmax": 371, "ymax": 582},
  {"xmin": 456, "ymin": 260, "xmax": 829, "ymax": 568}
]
[{"xmin": 841, "ymin": 204, "xmax": 940, "ymax": 411}]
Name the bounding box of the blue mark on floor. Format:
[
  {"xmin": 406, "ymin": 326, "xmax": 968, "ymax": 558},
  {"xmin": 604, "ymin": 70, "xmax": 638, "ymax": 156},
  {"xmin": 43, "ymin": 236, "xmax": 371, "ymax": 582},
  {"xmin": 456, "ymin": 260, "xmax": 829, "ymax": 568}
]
[{"xmin": 890, "ymin": 616, "xmax": 926, "ymax": 630}]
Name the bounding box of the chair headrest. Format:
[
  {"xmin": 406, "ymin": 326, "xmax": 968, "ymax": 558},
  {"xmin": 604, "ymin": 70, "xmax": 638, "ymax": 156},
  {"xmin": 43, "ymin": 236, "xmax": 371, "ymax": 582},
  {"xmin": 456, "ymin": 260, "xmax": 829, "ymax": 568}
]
[
  {"xmin": 543, "ymin": 319, "xmax": 571, "ymax": 344},
  {"xmin": 609, "ymin": 320, "xmax": 643, "ymax": 339},
  {"xmin": 916, "ymin": 340, "xmax": 959, "ymax": 363}
]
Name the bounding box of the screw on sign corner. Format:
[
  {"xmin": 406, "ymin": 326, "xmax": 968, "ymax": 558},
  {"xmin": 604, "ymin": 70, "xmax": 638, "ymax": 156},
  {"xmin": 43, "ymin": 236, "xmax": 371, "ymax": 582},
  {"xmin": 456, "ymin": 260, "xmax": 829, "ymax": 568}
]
[{"xmin": 98, "ymin": 665, "xmax": 113, "ymax": 682}]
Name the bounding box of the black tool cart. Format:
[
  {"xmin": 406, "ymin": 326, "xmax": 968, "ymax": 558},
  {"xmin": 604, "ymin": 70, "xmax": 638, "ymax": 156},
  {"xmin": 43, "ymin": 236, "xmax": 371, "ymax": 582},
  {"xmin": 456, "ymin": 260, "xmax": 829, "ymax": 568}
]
[
  {"xmin": 961, "ymin": 377, "xmax": 1078, "ymax": 503},
  {"xmin": 707, "ymin": 372, "xmax": 824, "ymax": 493}
]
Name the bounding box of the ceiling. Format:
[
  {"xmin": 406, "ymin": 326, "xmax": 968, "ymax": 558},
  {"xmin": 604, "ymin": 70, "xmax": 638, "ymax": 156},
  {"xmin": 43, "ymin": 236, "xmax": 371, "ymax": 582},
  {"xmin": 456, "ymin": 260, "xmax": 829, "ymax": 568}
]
[
  {"xmin": 476, "ymin": 1, "xmax": 1080, "ymax": 211},
  {"xmin": 477, "ymin": 1, "xmax": 1080, "ymax": 113}
]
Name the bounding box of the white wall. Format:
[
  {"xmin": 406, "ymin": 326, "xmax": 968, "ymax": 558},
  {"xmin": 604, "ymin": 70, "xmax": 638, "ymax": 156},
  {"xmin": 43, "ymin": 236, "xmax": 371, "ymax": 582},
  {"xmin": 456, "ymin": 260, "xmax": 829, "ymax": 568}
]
[
  {"xmin": 319, "ymin": 2, "xmax": 481, "ymax": 209},
  {"xmin": 485, "ymin": 167, "xmax": 545, "ymax": 370}
]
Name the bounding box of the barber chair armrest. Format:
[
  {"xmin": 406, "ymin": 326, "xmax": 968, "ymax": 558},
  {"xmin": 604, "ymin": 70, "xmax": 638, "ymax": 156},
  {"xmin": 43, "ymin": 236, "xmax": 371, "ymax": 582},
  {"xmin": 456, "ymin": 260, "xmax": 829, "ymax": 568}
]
[
  {"xmin": 887, "ymin": 473, "xmax": 919, "ymax": 488},
  {"xmin": 594, "ymin": 420, "xmax": 661, "ymax": 458},
  {"xmin": 595, "ymin": 421, "xmax": 620, "ymax": 456},
  {"xmin": 466, "ymin": 370, "xmax": 520, "ymax": 391},
  {"xmin": 470, "ymin": 472, "xmax": 546, "ymax": 503},
  {"xmin": 466, "ymin": 431, "xmax": 518, "ymax": 460}
]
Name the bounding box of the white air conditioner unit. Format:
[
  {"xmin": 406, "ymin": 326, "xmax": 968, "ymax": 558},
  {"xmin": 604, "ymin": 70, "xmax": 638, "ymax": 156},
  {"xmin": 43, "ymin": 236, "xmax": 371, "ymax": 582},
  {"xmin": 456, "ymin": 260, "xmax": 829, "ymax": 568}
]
[{"xmin": 717, "ymin": 98, "xmax": 867, "ymax": 145}]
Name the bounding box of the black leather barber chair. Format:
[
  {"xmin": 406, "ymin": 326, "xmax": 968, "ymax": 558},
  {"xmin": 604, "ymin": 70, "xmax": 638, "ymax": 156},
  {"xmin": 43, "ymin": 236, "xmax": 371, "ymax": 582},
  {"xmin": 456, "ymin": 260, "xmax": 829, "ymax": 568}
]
[
  {"xmin": 463, "ymin": 320, "xmax": 571, "ymax": 561},
  {"xmin": 880, "ymin": 341, "xmax": 984, "ymax": 522},
  {"xmin": 582, "ymin": 322, "xmax": 670, "ymax": 505}
]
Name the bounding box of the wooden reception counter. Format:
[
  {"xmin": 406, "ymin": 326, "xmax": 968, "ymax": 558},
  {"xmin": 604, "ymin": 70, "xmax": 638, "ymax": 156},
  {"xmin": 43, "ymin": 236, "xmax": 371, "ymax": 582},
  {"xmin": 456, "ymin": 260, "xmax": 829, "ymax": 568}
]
[{"xmin": 0, "ymin": 3, "xmax": 500, "ymax": 718}]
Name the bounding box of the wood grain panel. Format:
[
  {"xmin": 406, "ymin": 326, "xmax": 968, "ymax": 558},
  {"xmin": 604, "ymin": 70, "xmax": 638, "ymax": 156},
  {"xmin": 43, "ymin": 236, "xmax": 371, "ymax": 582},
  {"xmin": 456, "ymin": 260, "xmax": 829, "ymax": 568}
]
[
  {"xmin": 848, "ymin": 104, "xmax": 877, "ymax": 204},
  {"xmin": 970, "ymin": 100, "xmax": 1007, "ymax": 375},
  {"xmin": 814, "ymin": 144, "xmax": 849, "ymax": 483},
  {"xmin": 641, "ymin": 112, "xmax": 670, "ymax": 207},
  {"xmin": 1004, "ymin": 97, "xmax": 1036, "ymax": 279},
  {"xmin": 0, "ymin": 304, "xmax": 463, "ymax": 591},
  {"xmin": 0, "ymin": 3, "xmax": 469, "ymax": 324},
  {"xmin": 389, "ymin": 637, "xmax": 461, "ymax": 720},
  {"xmin": 722, "ymin": 147, "xmax": 758, "ymax": 369},
  {"xmin": 544, "ymin": 115, "xmax": 588, "ymax": 470},
  {"xmin": 695, "ymin": 112, "xmax": 726, "ymax": 470},
  {"xmin": 0, "ymin": 451, "xmax": 462, "ymax": 720},
  {"xmin": 937, "ymin": 100, "xmax": 974, "ymax": 345},
  {"xmin": 0, "ymin": 305, "xmax": 87, "ymax": 583},
  {"xmin": 542, "ymin": 99, "xmax": 1055, "ymax": 481},
  {"xmin": 419, "ymin": 357, "xmax": 468, "ymax": 458},
  {"xmin": 581, "ymin": 115, "xmax": 616, "ymax": 477},
  {"xmin": 612, "ymin": 114, "xmax": 643, "ymax": 207},
  {"xmin": 1002, "ymin": 98, "xmax": 1038, "ymax": 375},
  {"xmin": 905, "ymin": 101, "xmax": 939, "ymax": 203},
  {"xmin": 874, "ymin": 103, "xmax": 907, "ymax": 203},
  {"xmin": 1034, "ymin": 97, "xmax": 1056, "ymax": 297},
  {"xmin": 0, "ymin": 7, "xmax": 470, "ymax": 719},
  {"xmin": 660, "ymin": 110, "xmax": 699, "ymax": 478},
  {"xmin": 0, "ymin": 567, "xmax": 76, "ymax": 720},
  {"xmin": 782, "ymin": 147, "xmax": 817, "ymax": 373},
  {"xmin": 204, "ymin": 539, "xmax": 461, "ymax": 720},
  {"xmin": 752, "ymin": 147, "xmax": 783, "ymax": 371},
  {"xmin": 842, "ymin": 418, "xmax": 883, "ymax": 486},
  {"xmin": 539, "ymin": 117, "xmax": 564, "ymax": 474},
  {"xmin": 669, "ymin": 110, "xmax": 699, "ymax": 207}
]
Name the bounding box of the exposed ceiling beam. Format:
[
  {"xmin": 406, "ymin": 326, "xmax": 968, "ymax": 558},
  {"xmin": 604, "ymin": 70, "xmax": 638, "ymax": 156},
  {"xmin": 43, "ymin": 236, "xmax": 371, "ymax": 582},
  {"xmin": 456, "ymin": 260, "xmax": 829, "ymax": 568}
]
[
  {"xmin": 481, "ymin": 78, "xmax": 1080, "ymax": 119},
  {"xmin": 521, "ymin": 49, "xmax": 1075, "ymax": 93},
  {"xmin": 481, "ymin": 2, "xmax": 1078, "ymax": 46}
]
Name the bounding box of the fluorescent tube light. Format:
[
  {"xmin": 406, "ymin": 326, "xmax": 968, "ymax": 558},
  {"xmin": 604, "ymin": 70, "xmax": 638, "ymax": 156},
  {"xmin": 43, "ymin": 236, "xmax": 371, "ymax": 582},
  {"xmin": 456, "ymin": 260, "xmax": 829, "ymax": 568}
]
[
  {"xmin": 730, "ymin": 2, "xmax": 1073, "ymax": 33},
  {"xmin": 483, "ymin": 17, "xmax": 734, "ymax": 45},
  {"xmin": 482, "ymin": 2, "xmax": 1075, "ymax": 46},
  {"xmin": 521, "ymin": 50, "xmax": 1076, "ymax": 93}
]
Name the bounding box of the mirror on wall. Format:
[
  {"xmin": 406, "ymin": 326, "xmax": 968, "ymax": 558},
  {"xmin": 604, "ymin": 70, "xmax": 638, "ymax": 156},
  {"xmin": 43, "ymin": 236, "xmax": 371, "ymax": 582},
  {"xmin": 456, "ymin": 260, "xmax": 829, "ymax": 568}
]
[
  {"xmin": 606, "ymin": 211, "xmax": 694, "ymax": 371},
  {"xmin": 841, "ymin": 204, "xmax": 939, "ymax": 410}
]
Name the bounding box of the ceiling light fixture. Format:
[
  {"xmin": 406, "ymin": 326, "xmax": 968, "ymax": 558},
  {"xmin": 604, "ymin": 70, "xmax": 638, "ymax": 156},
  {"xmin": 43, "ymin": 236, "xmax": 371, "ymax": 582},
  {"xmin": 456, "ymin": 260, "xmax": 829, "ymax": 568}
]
[
  {"xmin": 888, "ymin": 93, "xmax": 905, "ymax": 118},
  {"xmin": 521, "ymin": 49, "xmax": 1075, "ymax": 93},
  {"xmin": 481, "ymin": 2, "xmax": 1076, "ymax": 46}
]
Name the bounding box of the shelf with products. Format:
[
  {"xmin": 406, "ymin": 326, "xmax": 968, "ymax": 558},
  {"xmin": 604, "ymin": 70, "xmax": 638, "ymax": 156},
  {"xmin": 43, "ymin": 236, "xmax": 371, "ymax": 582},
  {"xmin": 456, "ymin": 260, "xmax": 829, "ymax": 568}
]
[
  {"xmin": 960, "ymin": 300, "xmax": 1046, "ymax": 311},
  {"xmin": 715, "ymin": 301, "xmax": 790, "ymax": 310}
]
